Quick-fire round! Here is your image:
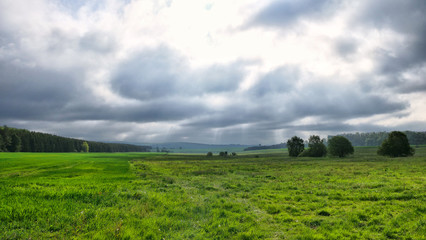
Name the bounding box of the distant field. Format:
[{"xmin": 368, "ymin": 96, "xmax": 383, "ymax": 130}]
[
  {"xmin": 166, "ymin": 146, "xmax": 249, "ymax": 154},
  {"xmin": 1, "ymin": 147, "xmax": 425, "ymax": 239}
]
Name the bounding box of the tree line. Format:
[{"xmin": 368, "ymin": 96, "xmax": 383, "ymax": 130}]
[
  {"xmin": 243, "ymin": 143, "xmax": 287, "ymax": 151},
  {"xmin": 0, "ymin": 126, "xmax": 151, "ymax": 153},
  {"xmin": 288, "ymin": 131, "xmax": 414, "ymax": 158},
  {"xmin": 333, "ymin": 131, "xmax": 426, "ymax": 146}
]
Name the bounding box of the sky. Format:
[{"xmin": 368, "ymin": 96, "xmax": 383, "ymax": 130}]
[{"xmin": 0, "ymin": 0, "xmax": 425, "ymax": 145}]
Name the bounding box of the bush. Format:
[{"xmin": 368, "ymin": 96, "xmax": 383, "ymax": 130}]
[
  {"xmin": 206, "ymin": 152, "xmax": 213, "ymax": 157},
  {"xmin": 287, "ymin": 136, "xmax": 305, "ymax": 157},
  {"xmin": 378, "ymin": 131, "xmax": 415, "ymax": 157},
  {"xmin": 328, "ymin": 136, "xmax": 354, "ymax": 157}
]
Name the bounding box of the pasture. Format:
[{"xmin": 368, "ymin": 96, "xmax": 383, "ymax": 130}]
[{"xmin": 1, "ymin": 148, "xmax": 425, "ymax": 239}]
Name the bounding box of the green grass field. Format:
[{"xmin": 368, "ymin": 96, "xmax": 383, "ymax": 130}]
[{"xmin": 1, "ymin": 148, "xmax": 425, "ymax": 239}]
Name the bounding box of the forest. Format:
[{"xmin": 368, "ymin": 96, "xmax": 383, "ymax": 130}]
[
  {"xmin": 244, "ymin": 131, "xmax": 426, "ymax": 152},
  {"xmin": 0, "ymin": 126, "xmax": 151, "ymax": 153},
  {"xmin": 244, "ymin": 143, "xmax": 287, "ymax": 151},
  {"xmin": 334, "ymin": 131, "xmax": 426, "ymax": 146}
]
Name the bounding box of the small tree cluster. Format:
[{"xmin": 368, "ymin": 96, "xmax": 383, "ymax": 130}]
[
  {"xmin": 378, "ymin": 131, "xmax": 414, "ymax": 157},
  {"xmin": 287, "ymin": 135, "xmax": 327, "ymax": 157},
  {"xmin": 219, "ymin": 151, "xmax": 228, "ymax": 157},
  {"xmin": 299, "ymin": 135, "xmax": 327, "ymax": 157}
]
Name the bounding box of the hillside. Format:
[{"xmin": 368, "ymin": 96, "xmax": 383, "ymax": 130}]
[{"xmin": 0, "ymin": 126, "xmax": 151, "ymax": 153}]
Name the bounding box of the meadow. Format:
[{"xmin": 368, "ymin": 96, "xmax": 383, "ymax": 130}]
[{"xmin": 0, "ymin": 147, "xmax": 425, "ymax": 239}]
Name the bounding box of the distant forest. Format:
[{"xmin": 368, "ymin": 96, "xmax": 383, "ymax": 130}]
[
  {"xmin": 333, "ymin": 131, "xmax": 426, "ymax": 147},
  {"xmin": 243, "ymin": 131, "xmax": 426, "ymax": 151},
  {"xmin": 0, "ymin": 126, "xmax": 151, "ymax": 153},
  {"xmin": 244, "ymin": 143, "xmax": 287, "ymax": 151}
]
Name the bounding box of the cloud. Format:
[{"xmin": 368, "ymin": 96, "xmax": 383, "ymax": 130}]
[
  {"xmin": 355, "ymin": 0, "xmax": 426, "ymax": 35},
  {"xmin": 111, "ymin": 46, "xmax": 249, "ymax": 100},
  {"xmin": 79, "ymin": 31, "xmax": 117, "ymax": 53},
  {"xmin": 0, "ymin": 59, "xmax": 82, "ymax": 120},
  {"xmin": 112, "ymin": 47, "xmax": 184, "ymax": 100},
  {"xmin": 290, "ymin": 87, "xmax": 408, "ymax": 120},
  {"xmin": 250, "ymin": 66, "xmax": 297, "ymax": 97},
  {"xmin": 248, "ymin": 0, "xmax": 340, "ymax": 28},
  {"xmin": 0, "ymin": 0, "xmax": 425, "ymax": 145},
  {"xmin": 334, "ymin": 37, "xmax": 359, "ymax": 59},
  {"xmin": 190, "ymin": 62, "xmax": 246, "ymax": 93},
  {"xmin": 352, "ymin": 0, "xmax": 426, "ymax": 93}
]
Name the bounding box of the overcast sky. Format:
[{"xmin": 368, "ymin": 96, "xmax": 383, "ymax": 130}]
[{"xmin": 1, "ymin": 0, "xmax": 425, "ymax": 145}]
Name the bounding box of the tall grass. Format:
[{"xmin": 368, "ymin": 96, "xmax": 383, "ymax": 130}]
[{"xmin": 1, "ymin": 148, "xmax": 425, "ymax": 239}]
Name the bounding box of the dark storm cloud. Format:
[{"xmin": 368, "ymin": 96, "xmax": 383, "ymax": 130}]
[
  {"xmin": 0, "ymin": 51, "xmax": 206, "ymax": 124},
  {"xmin": 185, "ymin": 72, "xmax": 409, "ymax": 131},
  {"xmin": 111, "ymin": 47, "xmax": 249, "ymax": 100},
  {"xmin": 355, "ymin": 0, "xmax": 426, "ymax": 34},
  {"xmin": 47, "ymin": 97, "xmax": 208, "ymax": 123},
  {"xmin": 0, "ymin": 42, "xmax": 247, "ymax": 127},
  {"xmin": 248, "ymin": 0, "xmax": 340, "ymax": 28},
  {"xmin": 115, "ymin": 99, "xmax": 208, "ymax": 122},
  {"xmin": 190, "ymin": 62, "xmax": 246, "ymax": 93},
  {"xmin": 0, "ymin": 60, "xmax": 81, "ymax": 120},
  {"xmin": 112, "ymin": 47, "xmax": 183, "ymax": 100},
  {"xmin": 273, "ymin": 79, "xmax": 409, "ymax": 122},
  {"xmin": 291, "ymin": 90, "xmax": 407, "ymax": 120},
  {"xmin": 250, "ymin": 66, "xmax": 296, "ymax": 97},
  {"xmin": 353, "ymin": 0, "xmax": 426, "ymax": 93}
]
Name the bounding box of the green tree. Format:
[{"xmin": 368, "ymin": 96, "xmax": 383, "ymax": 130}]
[
  {"xmin": 0, "ymin": 126, "xmax": 11, "ymax": 152},
  {"xmin": 81, "ymin": 141, "xmax": 89, "ymax": 153},
  {"xmin": 328, "ymin": 136, "xmax": 354, "ymax": 157},
  {"xmin": 300, "ymin": 135, "xmax": 327, "ymax": 157},
  {"xmin": 8, "ymin": 134, "xmax": 21, "ymax": 152},
  {"xmin": 378, "ymin": 131, "xmax": 414, "ymax": 157},
  {"xmin": 0, "ymin": 136, "xmax": 4, "ymax": 152},
  {"xmin": 287, "ymin": 136, "xmax": 305, "ymax": 157},
  {"xmin": 206, "ymin": 152, "xmax": 213, "ymax": 157}
]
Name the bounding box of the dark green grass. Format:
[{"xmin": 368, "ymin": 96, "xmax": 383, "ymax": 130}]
[{"xmin": 1, "ymin": 148, "xmax": 425, "ymax": 239}]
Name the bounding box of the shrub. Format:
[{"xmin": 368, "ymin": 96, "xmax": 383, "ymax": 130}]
[
  {"xmin": 287, "ymin": 136, "xmax": 305, "ymax": 157},
  {"xmin": 377, "ymin": 131, "xmax": 415, "ymax": 157},
  {"xmin": 328, "ymin": 136, "xmax": 354, "ymax": 157},
  {"xmin": 206, "ymin": 152, "xmax": 213, "ymax": 157}
]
